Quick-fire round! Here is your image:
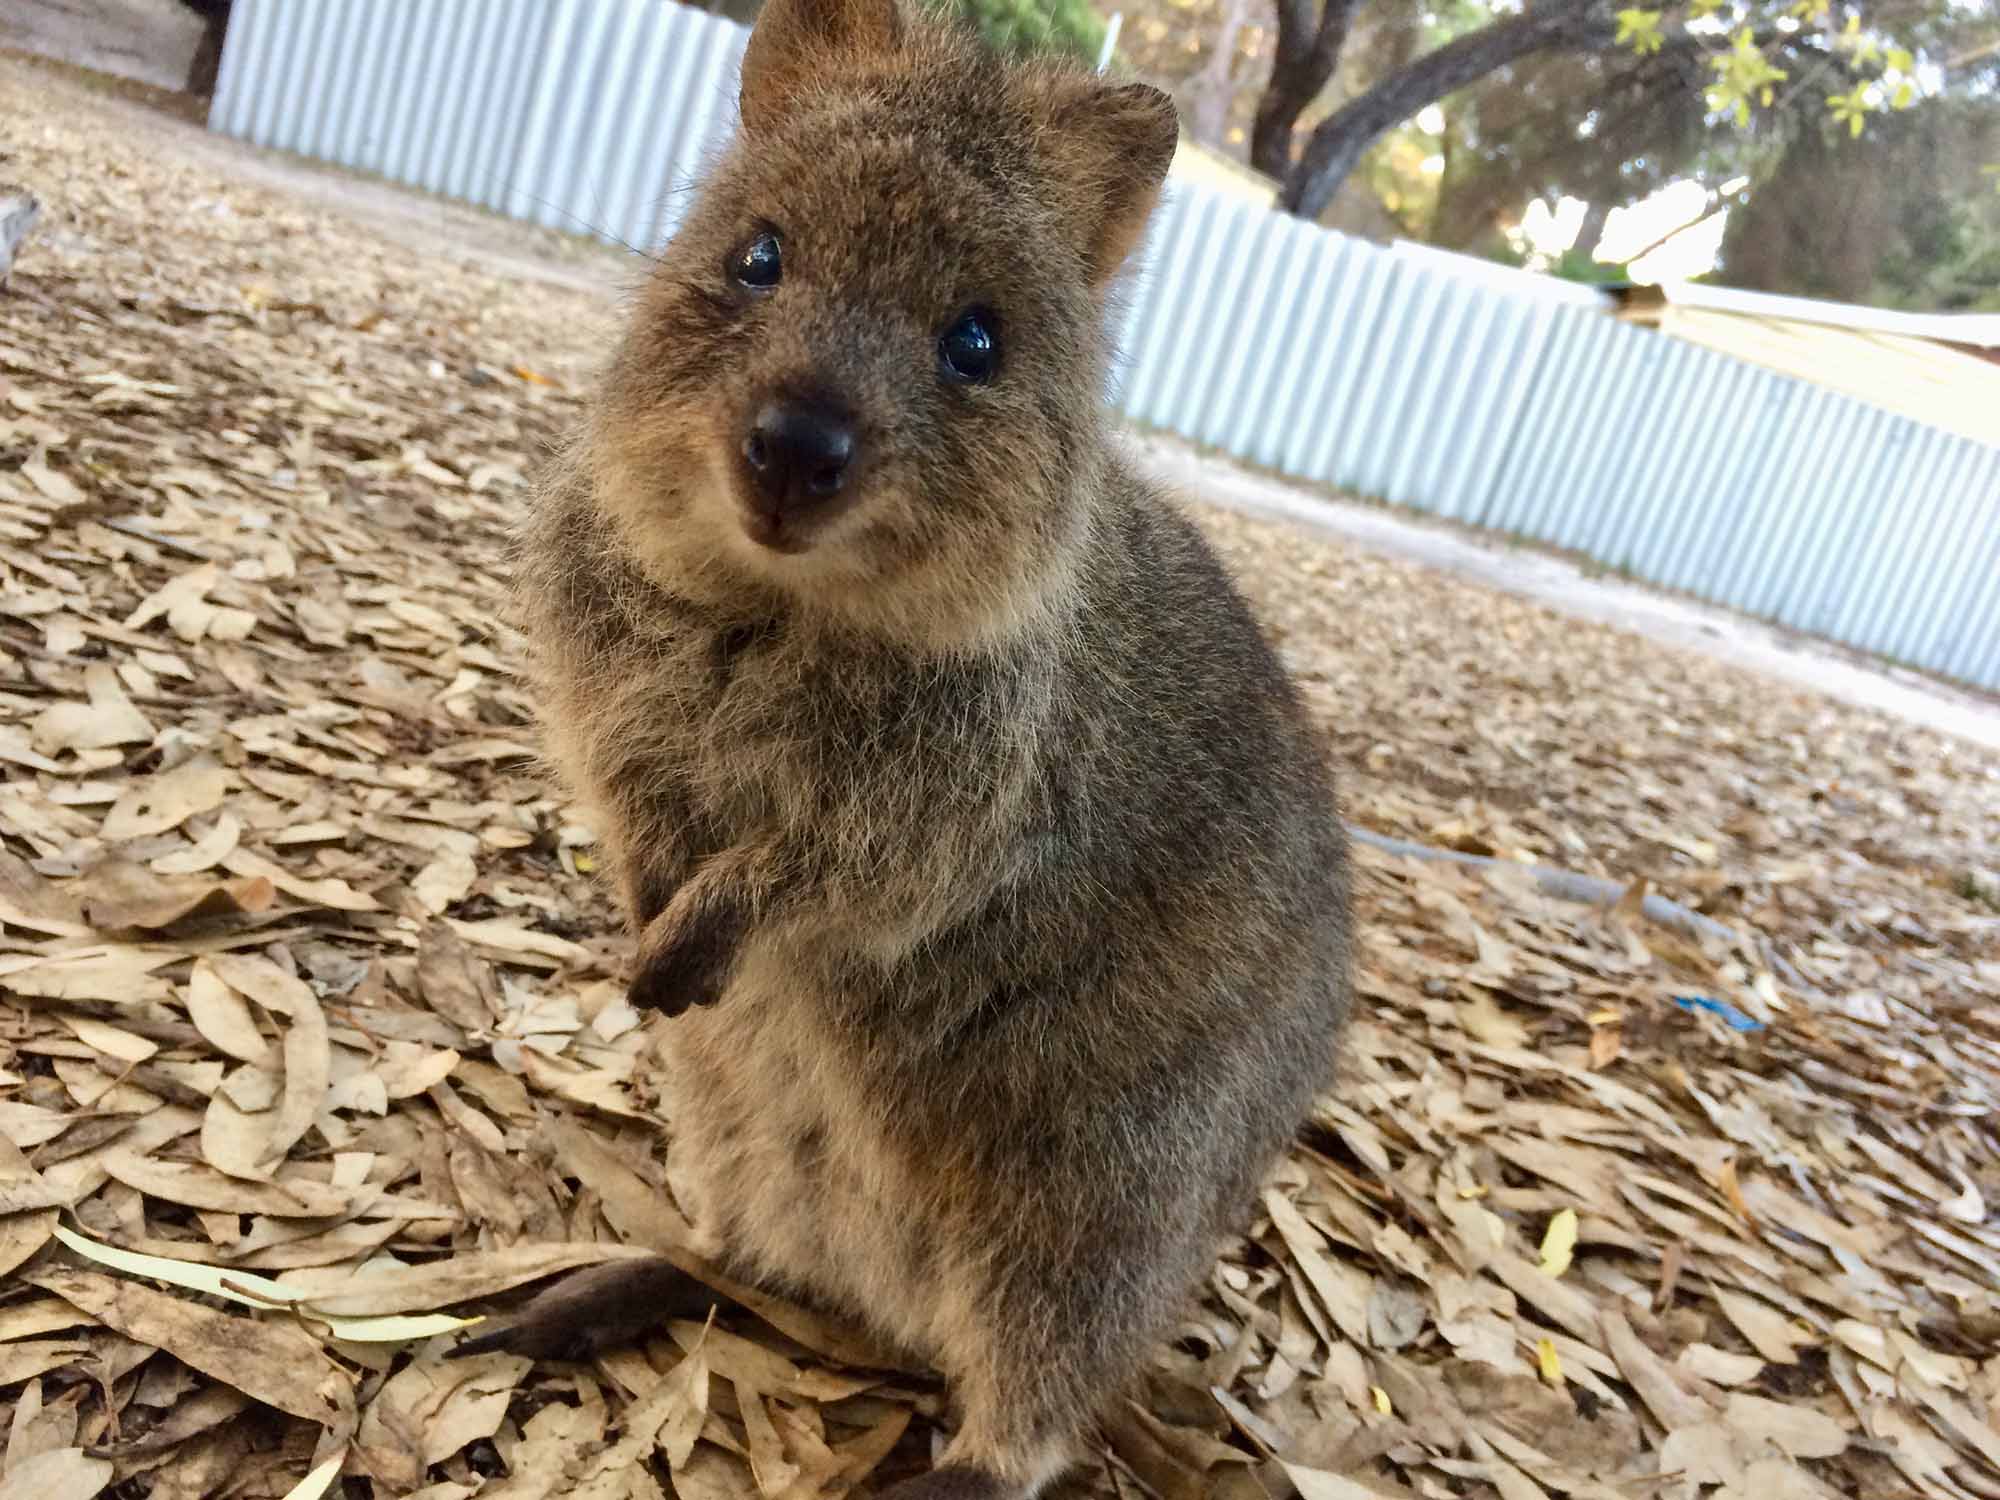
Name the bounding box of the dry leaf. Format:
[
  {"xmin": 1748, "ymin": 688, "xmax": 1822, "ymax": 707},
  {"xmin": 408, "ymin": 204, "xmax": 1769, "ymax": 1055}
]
[
  {"xmin": 1713, "ymin": 1287, "xmax": 1812, "ymax": 1366},
  {"xmin": 80, "ymin": 859, "xmax": 275, "ymax": 935},
  {"xmin": 152, "ymin": 812, "xmax": 243, "ymax": 875},
  {"xmin": 29, "ymin": 1269, "xmax": 356, "ymax": 1428},
  {"xmin": 411, "ymin": 853, "xmax": 478, "ymax": 915},
  {"xmin": 1601, "ymin": 1309, "xmax": 1713, "ymax": 1431},
  {"xmin": 0, "ymin": 1135, "xmax": 58, "ymax": 1278},
  {"xmin": 98, "ymin": 1151, "xmax": 353, "ymax": 1217},
  {"xmin": 217, "ymin": 848, "xmax": 377, "ymax": 911},
  {"xmin": 1280, "ymin": 1465, "xmax": 1401, "ymax": 1500},
  {"xmin": 1722, "ymin": 1393, "xmax": 1847, "ymax": 1459},
  {"xmin": 0, "ymin": 1343, "xmax": 90, "ymax": 1387},
  {"xmin": 355, "ymin": 1353, "xmax": 530, "ymax": 1487},
  {"xmin": 30, "ymin": 665, "xmax": 152, "ymax": 754},
  {"xmin": 1460, "ymin": 990, "xmax": 1530, "ymax": 1048},
  {"xmin": 100, "ymin": 760, "xmax": 232, "ymax": 840},
  {"xmin": 0, "ymin": 1449, "xmax": 113, "ymax": 1500},
  {"xmin": 271, "ymin": 1243, "xmax": 659, "ymax": 1316},
  {"xmin": 185, "ymin": 959, "xmax": 274, "ymax": 1063}
]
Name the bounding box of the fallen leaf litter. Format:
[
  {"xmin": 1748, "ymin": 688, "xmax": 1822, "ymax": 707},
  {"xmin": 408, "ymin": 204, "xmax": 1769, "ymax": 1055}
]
[{"xmin": 3, "ymin": 51, "xmax": 1999, "ymax": 1500}]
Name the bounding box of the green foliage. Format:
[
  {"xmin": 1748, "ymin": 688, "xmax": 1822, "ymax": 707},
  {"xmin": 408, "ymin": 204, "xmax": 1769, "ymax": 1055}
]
[
  {"xmin": 927, "ymin": 0, "xmax": 1105, "ymax": 62},
  {"xmin": 1718, "ymin": 98, "xmax": 2000, "ymax": 310},
  {"xmin": 1705, "ymin": 26, "xmax": 1788, "ymax": 126},
  {"xmin": 713, "ymin": 0, "xmax": 1105, "ymax": 59},
  {"xmin": 1545, "ymin": 245, "xmax": 1640, "ymax": 286},
  {"xmin": 1612, "ymin": 5, "xmax": 1926, "ymax": 137},
  {"xmin": 1479, "ymin": 238, "xmax": 1642, "ymax": 288},
  {"xmin": 1615, "ymin": 9, "xmax": 1665, "ymax": 55}
]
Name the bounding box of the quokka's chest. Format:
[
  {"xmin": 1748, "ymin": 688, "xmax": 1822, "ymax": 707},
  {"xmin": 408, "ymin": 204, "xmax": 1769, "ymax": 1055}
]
[{"xmin": 660, "ymin": 951, "xmax": 966, "ymax": 1359}]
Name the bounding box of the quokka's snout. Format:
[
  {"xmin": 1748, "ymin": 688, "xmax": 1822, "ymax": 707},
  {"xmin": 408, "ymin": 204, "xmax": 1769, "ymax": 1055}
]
[{"xmin": 734, "ymin": 389, "xmax": 863, "ymax": 552}]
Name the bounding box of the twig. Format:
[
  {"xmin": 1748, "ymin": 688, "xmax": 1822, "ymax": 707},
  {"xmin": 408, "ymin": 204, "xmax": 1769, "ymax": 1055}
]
[
  {"xmin": 1343, "ymin": 823, "xmax": 1743, "ymax": 947},
  {"xmin": 100, "ymin": 515, "xmax": 217, "ymax": 561}
]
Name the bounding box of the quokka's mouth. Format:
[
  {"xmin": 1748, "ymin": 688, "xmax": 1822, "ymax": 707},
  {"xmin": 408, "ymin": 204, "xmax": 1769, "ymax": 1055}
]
[{"xmin": 738, "ymin": 505, "xmax": 816, "ymax": 555}]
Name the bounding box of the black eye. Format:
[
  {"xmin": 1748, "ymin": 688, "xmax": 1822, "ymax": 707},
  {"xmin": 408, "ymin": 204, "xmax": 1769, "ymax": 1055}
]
[
  {"xmin": 730, "ymin": 231, "xmax": 781, "ymax": 290},
  {"xmin": 939, "ymin": 308, "xmax": 1000, "ymax": 384}
]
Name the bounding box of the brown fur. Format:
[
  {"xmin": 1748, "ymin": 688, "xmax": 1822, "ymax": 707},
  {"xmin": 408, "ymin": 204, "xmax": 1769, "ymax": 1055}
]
[{"xmin": 495, "ymin": 0, "xmax": 1352, "ymax": 1492}]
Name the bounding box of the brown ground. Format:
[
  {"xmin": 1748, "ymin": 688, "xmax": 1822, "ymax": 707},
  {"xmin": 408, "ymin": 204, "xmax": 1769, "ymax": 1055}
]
[{"xmin": 2, "ymin": 52, "xmax": 1998, "ymax": 1500}]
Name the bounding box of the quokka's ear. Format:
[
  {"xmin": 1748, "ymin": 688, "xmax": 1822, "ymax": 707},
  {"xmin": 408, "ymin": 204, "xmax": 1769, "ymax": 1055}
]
[
  {"xmin": 1036, "ymin": 78, "xmax": 1179, "ymax": 284},
  {"xmin": 739, "ymin": 0, "xmax": 903, "ymax": 133}
]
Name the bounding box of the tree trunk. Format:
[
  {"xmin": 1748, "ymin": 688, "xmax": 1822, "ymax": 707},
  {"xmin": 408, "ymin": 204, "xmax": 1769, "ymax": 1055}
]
[
  {"xmin": 1277, "ymin": 0, "xmax": 1617, "ymax": 219},
  {"xmin": 1571, "ymin": 198, "xmax": 1612, "ymax": 261},
  {"xmin": 1183, "ymin": 0, "xmax": 1253, "ymax": 148},
  {"xmin": 175, "ymin": 0, "xmax": 232, "ymax": 96},
  {"xmin": 1250, "ymin": 0, "xmax": 1362, "ymax": 181}
]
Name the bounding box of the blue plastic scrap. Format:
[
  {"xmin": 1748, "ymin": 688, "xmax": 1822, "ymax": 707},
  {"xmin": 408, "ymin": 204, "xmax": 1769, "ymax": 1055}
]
[{"xmin": 1672, "ymin": 995, "xmax": 1765, "ymax": 1033}]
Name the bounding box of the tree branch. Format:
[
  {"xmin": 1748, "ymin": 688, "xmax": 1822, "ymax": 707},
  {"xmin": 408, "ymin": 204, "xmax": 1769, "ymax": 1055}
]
[{"xmin": 1281, "ymin": 0, "xmax": 1621, "ymax": 218}]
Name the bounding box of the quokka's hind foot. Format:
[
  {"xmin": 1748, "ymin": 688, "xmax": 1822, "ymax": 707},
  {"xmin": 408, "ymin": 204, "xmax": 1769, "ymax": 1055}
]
[
  {"xmin": 448, "ymin": 1256, "xmax": 729, "ymax": 1362},
  {"xmin": 872, "ymin": 1400, "xmax": 1080, "ymax": 1500}
]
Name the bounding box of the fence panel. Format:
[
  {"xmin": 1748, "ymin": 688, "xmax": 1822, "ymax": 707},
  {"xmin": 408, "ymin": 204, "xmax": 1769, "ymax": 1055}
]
[
  {"xmin": 207, "ymin": 1, "xmax": 2000, "ymax": 692},
  {"xmin": 209, "ymin": 0, "xmax": 746, "ymax": 246}
]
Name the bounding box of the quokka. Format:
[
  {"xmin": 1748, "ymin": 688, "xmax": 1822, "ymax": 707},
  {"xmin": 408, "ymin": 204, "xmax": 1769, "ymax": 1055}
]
[{"xmin": 463, "ymin": 0, "xmax": 1354, "ymax": 1492}]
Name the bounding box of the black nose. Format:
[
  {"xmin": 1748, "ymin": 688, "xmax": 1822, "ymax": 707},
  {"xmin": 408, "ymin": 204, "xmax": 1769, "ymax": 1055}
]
[{"xmin": 741, "ymin": 400, "xmax": 856, "ymax": 519}]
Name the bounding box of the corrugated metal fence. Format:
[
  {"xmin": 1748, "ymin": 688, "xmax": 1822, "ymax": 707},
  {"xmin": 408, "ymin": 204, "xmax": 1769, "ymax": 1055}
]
[
  {"xmin": 208, "ymin": 0, "xmax": 2000, "ymax": 692},
  {"xmin": 209, "ymin": 0, "xmax": 749, "ymax": 248}
]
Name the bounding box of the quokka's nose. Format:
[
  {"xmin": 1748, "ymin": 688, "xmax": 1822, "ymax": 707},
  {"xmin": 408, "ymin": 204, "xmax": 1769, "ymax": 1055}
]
[{"xmin": 741, "ymin": 400, "xmax": 857, "ymax": 520}]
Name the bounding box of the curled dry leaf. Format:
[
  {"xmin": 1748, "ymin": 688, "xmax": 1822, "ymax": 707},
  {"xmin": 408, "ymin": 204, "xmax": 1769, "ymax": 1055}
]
[
  {"xmin": 185, "ymin": 958, "xmax": 273, "ymax": 1064},
  {"xmin": 377, "ymin": 1045, "xmax": 460, "ymax": 1100},
  {"xmin": 355, "ymin": 1353, "xmax": 532, "ymax": 1488},
  {"xmin": 80, "ymin": 859, "xmax": 275, "ymax": 935},
  {"xmin": 151, "ymin": 812, "xmax": 243, "ymax": 875},
  {"xmin": 264, "ymin": 967, "xmax": 332, "ymax": 1170},
  {"xmin": 200, "ymin": 1068, "xmax": 285, "ymax": 1181}
]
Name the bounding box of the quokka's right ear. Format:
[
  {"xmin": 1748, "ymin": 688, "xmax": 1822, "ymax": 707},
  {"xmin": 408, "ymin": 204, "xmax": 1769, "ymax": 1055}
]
[
  {"xmin": 739, "ymin": 0, "xmax": 903, "ymax": 133},
  {"xmin": 1034, "ymin": 77, "xmax": 1179, "ymax": 285}
]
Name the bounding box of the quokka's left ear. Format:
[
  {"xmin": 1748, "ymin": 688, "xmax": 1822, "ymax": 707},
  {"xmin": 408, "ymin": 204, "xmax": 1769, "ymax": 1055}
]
[
  {"xmin": 1031, "ymin": 77, "xmax": 1179, "ymax": 285},
  {"xmin": 739, "ymin": 0, "xmax": 904, "ymax": 134}
]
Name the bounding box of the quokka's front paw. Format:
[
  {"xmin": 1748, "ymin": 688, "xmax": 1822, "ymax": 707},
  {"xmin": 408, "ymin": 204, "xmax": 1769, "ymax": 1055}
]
[{"xmin": 628, "ymin": 886, "xmax": 748, "ymax": 1015}]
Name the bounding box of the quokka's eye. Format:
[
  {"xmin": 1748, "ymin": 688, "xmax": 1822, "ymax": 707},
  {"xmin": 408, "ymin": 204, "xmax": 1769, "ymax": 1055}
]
[
  {"xmin": 939, "ymin": 307, "xmax": 1000, "ymax": 385},
  {"xmin": 729, "ymin": 231, "xmax": 782, "ymax": 291}
]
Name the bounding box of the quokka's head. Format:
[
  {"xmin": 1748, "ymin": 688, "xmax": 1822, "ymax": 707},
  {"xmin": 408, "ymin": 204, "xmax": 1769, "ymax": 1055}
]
[{"xmin": 589, "ymin": 0, "xmax": 1177, "ymax": 647}]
